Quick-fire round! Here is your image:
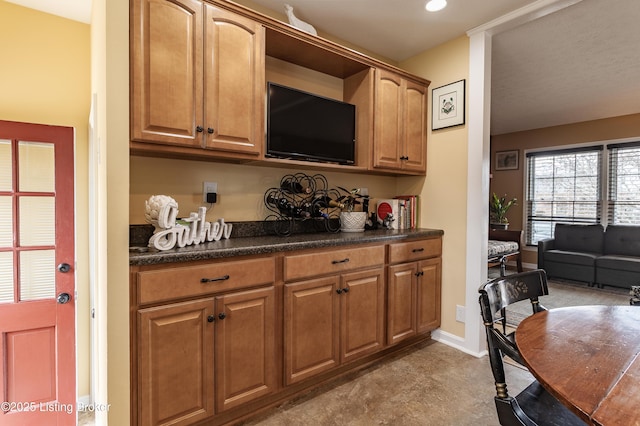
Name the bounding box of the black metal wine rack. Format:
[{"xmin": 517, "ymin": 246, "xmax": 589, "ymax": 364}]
[{"xmin": 263, "ymin": 173, "xmax": 342, "ymax": 236}]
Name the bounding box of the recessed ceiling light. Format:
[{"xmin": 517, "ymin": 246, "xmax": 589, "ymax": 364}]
[{"xmin": 426, "ymin": 0, "xmax": 447, "ymax": 12}]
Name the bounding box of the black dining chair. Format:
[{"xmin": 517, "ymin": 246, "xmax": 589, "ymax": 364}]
[{"xmin": 478, "ymin": 269, "xmax": 585, "ymax": 426}]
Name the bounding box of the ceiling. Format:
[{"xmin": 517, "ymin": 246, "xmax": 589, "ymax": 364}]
[
  {"xmin": 7, "ymin": 0, "xmax": 640, "ymax": 135},
  {"xmin": 5, "ymin": 0, "xmax": 92, "ymax": 23}
]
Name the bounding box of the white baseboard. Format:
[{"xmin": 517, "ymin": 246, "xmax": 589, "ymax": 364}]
[{"xmin": 431, "ymin": 329, "xmax": 487, "ymax": 358}]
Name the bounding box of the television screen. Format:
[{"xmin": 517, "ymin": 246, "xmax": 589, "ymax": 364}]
[{"xmin": 266, "ymin": 82, "xmax": 356, "ymax": 165}]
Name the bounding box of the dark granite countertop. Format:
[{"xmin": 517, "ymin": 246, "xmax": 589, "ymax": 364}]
[{"xmin": 130, "ymin": 228, "xmax": 443, "ymax": 266}]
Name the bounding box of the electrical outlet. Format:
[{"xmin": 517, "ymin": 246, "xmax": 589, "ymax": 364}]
[
  {"xmin": 203, "ymin": 182, "xmax": 218, "ymax": 203},
  {"xmin": 455, "ymin": 305, "xmax": 465, "ymax": 323}
]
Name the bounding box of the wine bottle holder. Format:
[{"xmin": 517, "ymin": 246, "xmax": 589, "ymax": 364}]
[{"xmin": 263, "ymin": 173, "xmax": 342, "ymax": 236}]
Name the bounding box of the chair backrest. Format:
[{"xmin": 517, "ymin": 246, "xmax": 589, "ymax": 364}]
[{"xmin": 478, "ymin": 269, "xmax": 549, "ymax": 399}]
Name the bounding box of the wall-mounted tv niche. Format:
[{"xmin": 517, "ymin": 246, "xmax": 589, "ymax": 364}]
[{"xmin": 266, "ymin": 82, "xmax": 356, "ymax": 165}]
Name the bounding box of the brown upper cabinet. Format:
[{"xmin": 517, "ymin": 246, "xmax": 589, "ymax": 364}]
[
  {"xmin": 372, "ymin": 69, "xmax": 428, "ymax": 174},
  {"xmin": 131, "ymin": 0, "xmax": 264, "ymax": 158},
  {"xmin": 130, "ymin": 0, "xmax": 430, "ymax": 174}
]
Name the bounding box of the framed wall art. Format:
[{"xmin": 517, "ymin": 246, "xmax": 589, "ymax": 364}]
[
  {"xmin": 432, "ymin": 79, "xmax": 465, "ymax": 130},
  {"xmin": 495, "ymin": 150, "xmax": 519, "ymax": 171}
]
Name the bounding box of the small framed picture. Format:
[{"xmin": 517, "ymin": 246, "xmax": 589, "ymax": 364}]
[
  {"xmin": 432, "ymin": 79, "xmax": 465, "ymax": 130},
  {"xmin": 495, "ymin": 150, "xmax": 519, "ymax": 171}
]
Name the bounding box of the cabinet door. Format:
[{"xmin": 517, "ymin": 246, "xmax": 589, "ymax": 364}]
[
  {"xmin": 373, "ymin": 69, "xmax": 403, "ymax": 170},
  {"xmin": 402, "ymin": 80, "xmax": 427, "ymax": 173},
  {"xmin": 214, "ymin": 287, "xmax": 275, "ymax": 412},
  {"xmin": 416, "ymin": 258, "xmax": 442, "ymax": 333},
  {"xmin": 387, "ymin": 263, "xmax": 417, "ymax": 345},
  {"xmin": 138, "ymin": 298, "xmax": 214, "ymax": 426},
  {"xmin": 131, "ymin": 0, "xmax": 204, "ymax": 147},
  {"xmin": 284, "ymin": 276, "xmax": 340, "ymax": 385},
  {"xmin": 340, "ymin": 268, "xmax": 385, "ymax": 363},
  {"xmin": 204, "ymin": 5, "xmax": 265, "ymax": 156}
]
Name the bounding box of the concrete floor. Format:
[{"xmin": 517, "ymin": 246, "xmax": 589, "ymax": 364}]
[{"xmin": 242, "ymin": 340, "xmax": 533, "ymax": 426}]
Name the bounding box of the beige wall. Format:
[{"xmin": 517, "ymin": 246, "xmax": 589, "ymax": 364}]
[
  {"xmin": 101, "ymin": 0, "xmax": 132, "ymax": 422},
  {"xmin": 491, "ymin": 113, "xmax": 640, "ymax": 265},
  {"xmin": 0, "ymin": 0, "xmax": 92, "ymax": 399},
  {"xmin": 400, "ymin": 36, "xmax": 470, "ymax": 338},
  {"xmin": 131, "ymin": 157, "xmax": 400, "ymax": 223}
]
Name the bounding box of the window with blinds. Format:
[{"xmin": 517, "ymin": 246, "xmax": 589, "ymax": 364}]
[
  {"xmin": 607, "ymin": 142, "xmax": 640, "ymax": 225},
  {"xmin": 525, "ymin": 146, "xmax": 602, "ymax": 245}
]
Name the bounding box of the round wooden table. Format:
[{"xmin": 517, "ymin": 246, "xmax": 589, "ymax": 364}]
[{"xmin": 515, "ymin": 305, "xmax": 640, "ymax": 425}]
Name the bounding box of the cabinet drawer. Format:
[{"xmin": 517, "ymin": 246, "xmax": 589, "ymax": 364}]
[
  {"xmin": 137, "ymin": 257, "xmax": 275, "ymax": 305},
  {"xmin": 388, "ymin": 238, "xmax": 441, "ymax": 264},
  {"xmin": 283, "ymin": 245, "xmax": 385, "ymax": 282}
]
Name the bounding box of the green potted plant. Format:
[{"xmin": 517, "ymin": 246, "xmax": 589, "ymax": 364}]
[
  {"xmin": 490, "ymin": 192, "xmax": 517, "ymax": 230},
  {"xmin": 337, "ymin": 187, "xmax": 369, "ymax": 232}
]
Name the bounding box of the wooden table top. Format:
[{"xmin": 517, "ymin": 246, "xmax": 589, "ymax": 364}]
[{"xmin": 515, "ymin": 305, "xmax": 640, "ymax": 426}]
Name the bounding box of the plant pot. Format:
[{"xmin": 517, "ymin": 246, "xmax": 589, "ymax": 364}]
[
  {"xmin": 340, "ymin": 212, "xmax": 367, "ymax": 233},
  {"xmin": 490, "ymin": 223, "xmax": 509, "ymax": 230}
]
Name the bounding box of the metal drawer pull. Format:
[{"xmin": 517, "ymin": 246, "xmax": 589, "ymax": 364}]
[
  {"xmin": 201, "ymin": 275, "xmax": 230, "ymax": 283},
  {"xmin": 332, "ymin": 258, "xmax": 350, "ymax": 264},
  {"xmin": 412, "ymin": 248, "xmax": 425, "ymax": 253}
]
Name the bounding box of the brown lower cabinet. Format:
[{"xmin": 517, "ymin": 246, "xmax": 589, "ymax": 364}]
[
  {"xmin": 387, "ymin": 240, "xmax": 442, "ymax": 345},
  {"xmin": 138, "ymin": 299, "xmax": 215, "ymax": 426},
  {"xmin": 131, "ymin": 236, "xmax": 441, "ymax": 425},
  {"xmin": 283, "ymin": 268, "xmax": 385, "ymax": 385},
  {"xmin": 136, "ymin": 286, "xmax": 276, "ymax": 426}
]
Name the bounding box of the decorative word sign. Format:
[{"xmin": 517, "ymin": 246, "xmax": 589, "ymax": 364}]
[{"xmin": 145, "ymin": 195, "xmax": 232, "ymax": 251}]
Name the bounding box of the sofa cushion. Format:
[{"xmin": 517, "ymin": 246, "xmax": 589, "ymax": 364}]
[
  {"xmin": 596, "ymin": 255, "xmax": 640, "ymax": 273},
  {"xmin": 544, "ymin": 250, "xmax": 599, "ymax": 266},
  {"xmin": 488, "ymin": 240, "xmax": 519, "ymax": 258},
  {"xmin": 604, "ymin": 225, "xmax": 640, "ymax": 257},
  {"xmin": 554, "ymin": 224, "xmax": 604, "ymax": 253}
]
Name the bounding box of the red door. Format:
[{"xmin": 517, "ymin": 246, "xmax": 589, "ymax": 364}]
[{"xmin": 0, "ymin": 120, "xmax": 76, "ymax": 425}]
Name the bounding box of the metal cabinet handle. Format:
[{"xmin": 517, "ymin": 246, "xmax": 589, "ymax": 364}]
[
  {"xmin": 201, "ymin": 275, "xmax": 230, "ymax": 283},
  {"xmin": 412, "ymin": 248, "xmax": 425, "ymax": 253},
  {"xmin": 331, "ymin": 258, "xmax": 350, "ymax": 265},
  {"xmin": 196, "ymin": 126, "xmax": 204, "ymax": 132}
]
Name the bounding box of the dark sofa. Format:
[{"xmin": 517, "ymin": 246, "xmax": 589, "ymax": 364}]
[{"xmin": 538, "ymin": 224, "xmax": 640, "ymax": 289}]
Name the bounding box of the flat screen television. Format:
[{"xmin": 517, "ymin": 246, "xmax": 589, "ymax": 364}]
[{"xmin": 266, "ymin": 82, "xmax": 356, "ymax": 165}]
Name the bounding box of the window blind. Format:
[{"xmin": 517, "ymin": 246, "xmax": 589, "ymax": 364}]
[
  {"xmin": 525, "ymin": 147, "xmax": 602, "ymax": 245},
  {"xmin": 607, "ymin": 142, "xmax": 640, "ymax": 225}
]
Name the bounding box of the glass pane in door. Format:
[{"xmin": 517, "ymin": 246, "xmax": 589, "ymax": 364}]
[
  {"xmin": 0, "ymin": 139, "xmax": 11, "ymax": 191},
  {"xmin": 0, "ymin": 196, "xmax": 12, "ymax": 247},
  {"xmin": 18, "ymin": 141, "xmax": 55, "ymax": 192},
  {"xmin": 0, "ymin": 251, "xmax": 13, "ymax": 303},
  {"xmin": 19, "ymin": 249, "xmax": 55, "ymax": 301},
  {"xmin": 19, "ymin": 196, "xmax": 55, "ymax": 246}
]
